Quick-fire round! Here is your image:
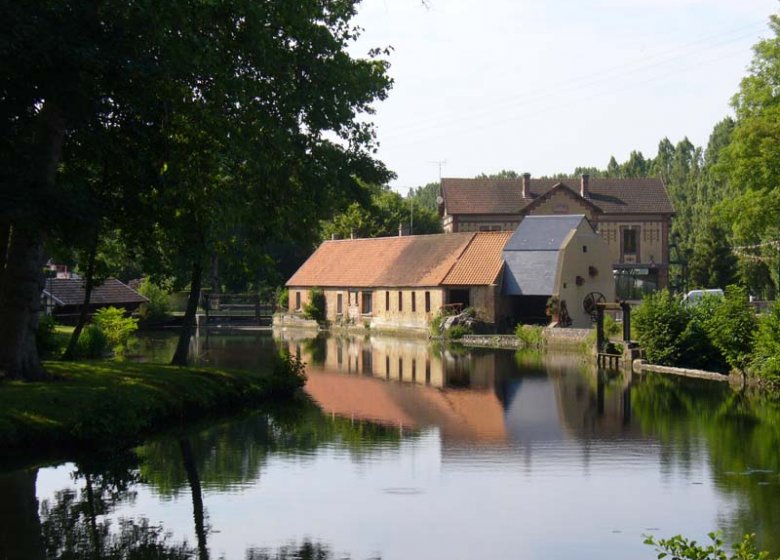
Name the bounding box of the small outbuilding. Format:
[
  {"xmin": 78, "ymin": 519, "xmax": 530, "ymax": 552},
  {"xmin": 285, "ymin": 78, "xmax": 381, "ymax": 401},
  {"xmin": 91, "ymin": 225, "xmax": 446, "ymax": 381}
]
[
  {"xmin": 502, "ymin": 215, "xmax": 615, "ymax": 328},
  {"xmin": 42, "ymin": 278, "xmax": 148, "ymax": 323}
]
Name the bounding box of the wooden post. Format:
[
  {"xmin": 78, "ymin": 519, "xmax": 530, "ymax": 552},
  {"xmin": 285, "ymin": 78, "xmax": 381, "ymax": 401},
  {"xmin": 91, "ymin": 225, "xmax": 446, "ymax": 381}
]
[
  {"xmin": 596, "ymin": 306, "xmax": 605, "ymax": 353},
  {"xmin": 621, "ymin": 301, "xmax": 631, "ymax": 342}
]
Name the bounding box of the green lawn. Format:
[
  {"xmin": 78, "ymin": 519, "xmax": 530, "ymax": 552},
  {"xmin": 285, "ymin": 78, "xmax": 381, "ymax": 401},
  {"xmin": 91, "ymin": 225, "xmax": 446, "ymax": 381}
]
[{"xmin": 0, "ymin": 358, "xmax": 301, "ymax": 460}]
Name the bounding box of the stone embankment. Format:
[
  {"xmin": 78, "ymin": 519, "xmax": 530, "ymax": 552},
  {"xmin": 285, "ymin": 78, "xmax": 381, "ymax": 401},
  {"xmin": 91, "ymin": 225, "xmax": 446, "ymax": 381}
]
[{"xmin": 632, "ymin": 359, "xmax": 732, "ymax": 382}]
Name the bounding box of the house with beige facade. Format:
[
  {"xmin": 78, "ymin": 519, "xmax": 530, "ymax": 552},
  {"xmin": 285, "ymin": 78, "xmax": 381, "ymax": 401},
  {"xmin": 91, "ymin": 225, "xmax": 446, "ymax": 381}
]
[
  {"xmin": 502, "ymin": 215, "xmax": 615, "ymax": 328},
  {"xmin": 440, "ymin": 174, "xmax": 674, "ymax": 298}
]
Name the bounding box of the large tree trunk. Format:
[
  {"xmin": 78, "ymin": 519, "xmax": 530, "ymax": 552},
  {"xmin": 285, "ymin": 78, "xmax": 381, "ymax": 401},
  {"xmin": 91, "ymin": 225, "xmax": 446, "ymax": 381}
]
[
  {"xmin": 0, "ymin": 469, "xmax": 46, "ymax": 560},
  {"xmin": 62, "ymin": 233, "xmax": 99, "ymax": 361},
  {"xmin": 0, "ymin": 101, "xmax": 65, "ymax": 381},
  {"xmin": 0, "ymin": 221, "xmax": 10, "ymax": 271},
  {"xmin": 171, "ymin": 262, "xmax": 202, "ymax": 366},
  {"xmin": 180, "ymin": 438, "xmax": 209, "ymax": 560},
  {"xmin": 0, "ymin": 228, "xmax": 50, "ymax": 381}
]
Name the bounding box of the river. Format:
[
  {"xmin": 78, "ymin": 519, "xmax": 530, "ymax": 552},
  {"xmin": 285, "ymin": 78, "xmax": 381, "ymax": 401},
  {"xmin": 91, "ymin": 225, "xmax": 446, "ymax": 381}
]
[{"xmin": 1, "ymin": 329, "xmax": 779, "ymax": 560}]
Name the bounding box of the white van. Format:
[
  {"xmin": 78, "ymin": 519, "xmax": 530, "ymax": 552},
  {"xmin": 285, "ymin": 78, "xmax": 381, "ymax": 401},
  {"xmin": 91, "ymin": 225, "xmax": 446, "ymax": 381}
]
[{"xmin": 682, "ymin": 289, "xmax": 724, "ymax": 306}]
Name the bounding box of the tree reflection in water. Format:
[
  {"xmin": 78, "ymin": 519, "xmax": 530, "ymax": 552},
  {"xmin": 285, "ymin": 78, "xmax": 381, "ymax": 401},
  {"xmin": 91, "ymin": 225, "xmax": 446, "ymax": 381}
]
[
  {"xmin": 246, "ymin": 540, "xmax": 375, "ymax": 560},
  {"xmin": 632, "ymin": 374, "xmax": 780, "ymax": 554}
]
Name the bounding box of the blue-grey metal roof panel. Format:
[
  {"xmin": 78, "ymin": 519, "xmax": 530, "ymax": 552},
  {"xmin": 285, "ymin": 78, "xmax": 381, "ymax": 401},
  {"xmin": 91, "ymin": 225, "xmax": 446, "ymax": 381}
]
[
  {"xmin": 504, "ymin": 215, "xmax": 586, "ymax": 252},
  {"xmin": 502, "ymin": 251, "xmax": 559, "ymax": 295}
]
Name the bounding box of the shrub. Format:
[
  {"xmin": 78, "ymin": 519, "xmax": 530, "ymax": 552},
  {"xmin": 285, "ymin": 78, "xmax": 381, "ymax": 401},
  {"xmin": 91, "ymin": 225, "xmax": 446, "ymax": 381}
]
[
  {"xmin": 36, "ymin": 315, "xmax": 60, "ymax": 357},
  {"xmin": 446, "ymin": 325, "xmax": 470, "ymax": 340},
  {"xmin": 137, "ymin": 279, "xmax": 171, "ymax": 323},
  {"xmin": 277, "ymin": 288, "xmax": 289, "ymax": 311},
  {"xmin": 704, "ymin": 285, "xmax": 756, "ymax": 374},
  {"xmin": 677, "ymin": 295, "xmax": 728, "ymax": 372},
  {"xmin": 633, "ymin": 289, "xmax": 691, "ymax": 366},
  {"xmin": 603, "ymin": 314, "xmax": 621, "ymax": 337},
  {"xmin": 303, "ymin": 287, "xmax": 326, "ymax": 322},
  {"xmin": 753, "ymin": 302, "xmax": 780, "ymax": 379},
  {"xmin": 92, "ymin": 306, "xmax": 139, "ymax": 351},
  {"xmin": 76, "ymin": 324, "xmax": 109, "ymax": 358},
  {"xmin": 269, "ymin": 351, "xmax": 307, "ymax": 396},
  {"xmin": 515, "ymin": 324, "xmax": 544, "ymax": 349},
  {"xmin": 644, "ymin": 532, "xmax": 772, "ymax": 560},
  {"xmin": 430, "ymin": 314, "xmax": 444, "ymax": 336}
]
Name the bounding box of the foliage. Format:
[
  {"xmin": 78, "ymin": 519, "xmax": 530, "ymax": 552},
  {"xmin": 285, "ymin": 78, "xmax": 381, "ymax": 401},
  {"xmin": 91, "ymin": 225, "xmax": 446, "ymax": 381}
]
[
  {"xmin": 603, "ymin": 314, "xmax": 622, "ymax": 337},
  {"xmin": 430, "ymin": 314, "xmax": 445, "ymax": 336},
  {"xmin": 445, "ymin": 325, "xmax": 471, "ymax": 340},
  {"xmin": 277, "ymin": 288, "xmax": 290, "ymax": 311},
  {"xmin": 704, "ymin": 285, "xmax": 757, "ymax": 373},
  {"xmin": 92, "ymin": 307, "xmax": 139, "ymax": 351},
  {"xmin": 36, "ymin": 315, "xmax": 60, "ymax": 358},
  {"xmin": 751, "ymin": 302, "xmax": 780, "ymax": 379},
  {"xmin": 515, "ymin": 324, "xmax": 545, "ymax": 349},
  {"xmin": 269, "ymin": 351, "xmax": 307, "ymax": 398},
  {"xmin": 75, "ymin": 325, "xmax": 110, "ymax": 359},
  {"xmin": 321, "ymin": 183, "xmax": 442, "ymax": 240},
  {"xmin": 689, "ymin": 220, "xmax": 738, "ymax": 289},
  {"xmin": 644, "ymin": 532, "xmax": 776, "ymax": 560},
  {"xmin": 633, "ymin": 290, "xmax": 691, "ymax": 366},
  {"xmin": 303, "ymin": 288, "xmax": 326, "ymax": 323},
  {"xmin": 679, "ymin": 296, "xmax": 729, "ymax": 372},
  {"xmin": 137, "ymin": 279, "xmax": 171, "ymax": 324}
]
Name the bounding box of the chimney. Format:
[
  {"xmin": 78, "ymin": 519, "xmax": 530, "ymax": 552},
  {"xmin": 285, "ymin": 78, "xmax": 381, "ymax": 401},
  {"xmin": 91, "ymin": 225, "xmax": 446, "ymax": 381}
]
[
  {"xmin": 522, "ymin": 173, "xmax": 531, "ymax": 198},
  {"xmin": 580, "ymin": 173, "xmax": 590, "ymax": 198}
]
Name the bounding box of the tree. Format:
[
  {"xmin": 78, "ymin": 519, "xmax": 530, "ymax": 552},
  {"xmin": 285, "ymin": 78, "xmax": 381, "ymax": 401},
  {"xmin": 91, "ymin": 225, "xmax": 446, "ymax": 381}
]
[
  {"xmin": 0, "ymin": 1, "xmax": 394, "ymax": 376},
  {"xmin": 688, "ymin": 220, "xmax": 737, "ymax": 289}
]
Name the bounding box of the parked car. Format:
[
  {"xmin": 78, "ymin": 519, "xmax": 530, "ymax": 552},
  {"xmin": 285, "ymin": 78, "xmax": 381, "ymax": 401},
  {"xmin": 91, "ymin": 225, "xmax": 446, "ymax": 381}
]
[{"xmin": 682, "ymin": 289, "xmax": 724, "ymax": 306}]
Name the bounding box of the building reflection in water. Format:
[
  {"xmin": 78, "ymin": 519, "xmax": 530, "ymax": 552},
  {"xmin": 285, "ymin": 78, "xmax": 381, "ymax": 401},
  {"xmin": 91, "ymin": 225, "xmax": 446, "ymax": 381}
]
[{"xmin": 274, "ymin": 330, "xmax": 635, "ymax": 447}]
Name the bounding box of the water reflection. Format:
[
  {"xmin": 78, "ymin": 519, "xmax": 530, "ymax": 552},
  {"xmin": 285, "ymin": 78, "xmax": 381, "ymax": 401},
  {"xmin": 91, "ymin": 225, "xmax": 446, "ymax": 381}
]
[
  {"xmin": 5, "ymin": 331, "xmax": 780, "ymax": 559},
  {"xmin": 275, "ymin": 331, "xmax": 634, "ymax": 447}
]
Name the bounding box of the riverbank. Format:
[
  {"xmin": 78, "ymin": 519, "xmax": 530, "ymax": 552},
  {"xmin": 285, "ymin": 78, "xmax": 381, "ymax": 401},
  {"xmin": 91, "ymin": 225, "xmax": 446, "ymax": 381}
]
[{"xmin": 0, "ymin": 359, "xmax": 303, "ymax": 461}]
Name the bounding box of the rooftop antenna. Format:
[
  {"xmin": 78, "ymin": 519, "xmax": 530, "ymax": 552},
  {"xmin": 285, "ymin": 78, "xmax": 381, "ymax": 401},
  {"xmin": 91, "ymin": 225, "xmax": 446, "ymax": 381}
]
[{"xmin": 428, "ymin": 159, "xmax": 447, "ymax": 181}]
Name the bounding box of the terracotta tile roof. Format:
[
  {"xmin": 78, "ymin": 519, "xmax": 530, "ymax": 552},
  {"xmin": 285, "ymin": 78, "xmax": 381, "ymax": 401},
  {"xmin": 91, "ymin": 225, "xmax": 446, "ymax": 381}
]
[
  {"xmin": 442, "ymin": 231, "xmax": 512, "ymax": 286},
  {"xmin": 44, "ymin": 278, "xmax": 147, "ymax": 307},
  {"xmin": 286, "ymin": 233, "xmax": 475, "ymax": 288},
  {"xmin": 441, "ymin": 177, "xmax": 674, "ymax": 216}
]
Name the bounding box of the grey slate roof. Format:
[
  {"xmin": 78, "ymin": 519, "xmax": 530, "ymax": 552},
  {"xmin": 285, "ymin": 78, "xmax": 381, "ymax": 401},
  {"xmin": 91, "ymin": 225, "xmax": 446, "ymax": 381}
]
[
  {"xmin": 504, "ymin": 215, "xmax": 585, "ymax": 251},
  {"xmin": 43, "ymin": 278, "xmax": 147, "ymax": 307},
  {"xmin": 502, "ymin": 215, "xmax": 587, "ymax": 296}
]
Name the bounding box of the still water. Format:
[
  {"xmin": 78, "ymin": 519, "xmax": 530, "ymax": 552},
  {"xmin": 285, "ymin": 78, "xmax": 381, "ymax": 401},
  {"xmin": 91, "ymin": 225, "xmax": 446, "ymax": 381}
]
[{"xmin": 2, "ymin": 329, "xmax": 780, "ymax": 560}]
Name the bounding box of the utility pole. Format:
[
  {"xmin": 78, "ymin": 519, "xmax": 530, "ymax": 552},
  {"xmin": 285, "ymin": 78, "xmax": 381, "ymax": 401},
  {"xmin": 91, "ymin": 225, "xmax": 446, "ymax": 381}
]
[{"xmin": 409, "ymin": 187, "xmax": 414, "ymax": 235}]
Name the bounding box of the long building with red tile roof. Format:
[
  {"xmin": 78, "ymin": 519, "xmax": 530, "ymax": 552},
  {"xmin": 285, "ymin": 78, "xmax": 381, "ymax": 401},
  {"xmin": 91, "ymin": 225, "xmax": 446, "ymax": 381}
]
[{"xmin": 285, "ymin": 231, "xmax": 512, "ymax": 330}]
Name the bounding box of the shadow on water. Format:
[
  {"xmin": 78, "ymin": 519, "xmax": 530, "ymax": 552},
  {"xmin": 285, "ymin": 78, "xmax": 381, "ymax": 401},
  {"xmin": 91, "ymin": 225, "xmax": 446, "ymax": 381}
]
[{"xmin": 0, "ymin": 398, "xmax": 391, "ymax": 560}]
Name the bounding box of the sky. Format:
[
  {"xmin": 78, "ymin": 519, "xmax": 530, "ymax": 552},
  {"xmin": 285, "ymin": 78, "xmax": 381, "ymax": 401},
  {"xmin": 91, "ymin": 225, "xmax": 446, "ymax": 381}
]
[{"xmin": 349, "ymin": 0, "xmax": 779, "ymax": 190}]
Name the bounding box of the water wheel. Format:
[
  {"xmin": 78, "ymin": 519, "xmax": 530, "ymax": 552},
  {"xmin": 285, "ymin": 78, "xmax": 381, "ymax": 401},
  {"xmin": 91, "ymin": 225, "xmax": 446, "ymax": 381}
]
[{"xmin": 583, "ymin": 291, "xmax": 606, "ymax": 321}]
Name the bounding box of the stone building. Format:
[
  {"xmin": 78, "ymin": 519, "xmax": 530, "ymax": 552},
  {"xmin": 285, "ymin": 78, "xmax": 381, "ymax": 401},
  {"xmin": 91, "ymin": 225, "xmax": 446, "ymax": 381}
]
[{"xmin": 439, "ymin": 174, "xmax": 674, "ymax": 297}]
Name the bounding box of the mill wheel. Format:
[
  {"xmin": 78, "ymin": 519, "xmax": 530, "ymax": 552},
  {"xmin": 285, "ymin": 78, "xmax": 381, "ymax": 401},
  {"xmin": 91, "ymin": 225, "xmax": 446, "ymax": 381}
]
[{"xmin": 583, "ymin": 291, "xmax": 606, "ymax": 321}]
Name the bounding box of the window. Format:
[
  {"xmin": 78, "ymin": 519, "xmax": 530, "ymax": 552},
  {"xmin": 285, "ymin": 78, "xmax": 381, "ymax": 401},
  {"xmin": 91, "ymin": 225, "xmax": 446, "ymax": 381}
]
[
  {"xmin": 295, "ymin": 291, "xmax": 301, "ymax": 310},
  {"xmin": 361, "ymin": 291, "xmax": 373, "ymax": 314},
  {"xmin": 411, "ymin": 359, "xmax": 416, "ymax": 382},
  {"xmin": 398, "ymin": 291, "xmax": 403, "ymax": 312},
  {"xmin": 582, "ymin": 245, "xmax": 588, "ymax": 253},
  {"xmin": 425, "ymin": 291, "xmax": 431, "ymax": 313},
  {"xmin": 336, "ymin": 293, "xmax": 343, "ymax": 315},
  {"xmin": 411, "ymin": 292, "xmax": 416, "ymax": 312},
  {"xmin": 623, "ymin": 228, "xmax": 638, "ymax": 254},
  {"xmin": 385, "ymin": 355, "xmax": 390, "ymax": 379},
  {"xmin": 398, "ymin": 357, "xmax": 403, "ymax": 379},
  {"xmin": 385, "ymin": 291, "xmax": 390, "ymax": 311}
]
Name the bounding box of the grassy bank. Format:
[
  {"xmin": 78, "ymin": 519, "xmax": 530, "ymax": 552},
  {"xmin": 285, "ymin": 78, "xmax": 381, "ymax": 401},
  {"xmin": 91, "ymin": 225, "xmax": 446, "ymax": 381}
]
[{"xmin": 0, "ymin": 358, "xmax": 303, "ymax": 459}]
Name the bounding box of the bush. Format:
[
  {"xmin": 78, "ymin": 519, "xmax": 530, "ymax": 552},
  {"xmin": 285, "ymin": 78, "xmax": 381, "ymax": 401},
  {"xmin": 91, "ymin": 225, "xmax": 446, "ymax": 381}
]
[
  {"xmin": 277, "ymin": 288, "xmax": 289, "ymax": 311},
  {"xmin": 704, "ymin": 285, "xmax": 756, "ymax": 374},
  {"xmin": 678, "ymin": 296, "xmax": 729, "ymax": 372},
  {"xmin": 269, "ymin": 351, "xmax": 307, "ymax": 396},
  {"xmin": 92, "ymin": 306, "xmax": 139, "ymax": 351},
  {"xmin": 36, "ymin": 315, "xmax": 60, "ymax": 357},
  {"xmin": 76, "ymin": 324, "xmax": 109, "ymax": 358},
  {"xmin": 137, "ymin": 279, "xmax": 171, "ymax": 323},
  {"xmin": 515, "ymin": 324, "xmax": 544, "ymax": 349},
  {"xmin": 603, "ymin": 314, "xmax": 621, "ymax": 337},
  {"xmin": 753, "ymin": 302, "xmax": 780, "ymax": 379},
  {"xmin": 644, "ymin": 532, "xmax": 772, "ymax": 560},
  {"xmin": 446, "ymin": 325, "xmax": 470, "ymax": 340},
  {"xmin": 633, "ymin": 290, "xmax": 690, "ymax": 366},
  {"xmin": 303, "ymin": 287, "xmax": 326, "ymax": 322}
]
